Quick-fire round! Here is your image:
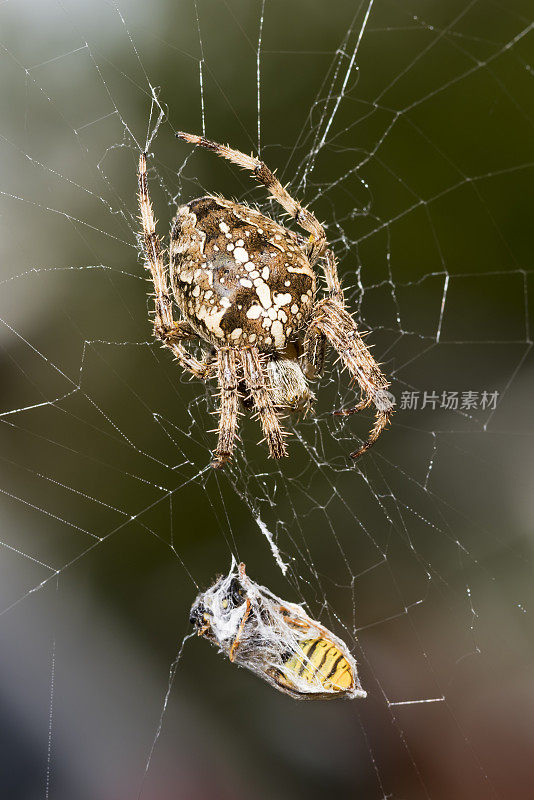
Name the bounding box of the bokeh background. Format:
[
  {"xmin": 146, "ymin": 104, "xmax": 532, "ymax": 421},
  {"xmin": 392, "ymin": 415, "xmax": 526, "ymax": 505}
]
[{"xmin": 0, "ymin": 1, "xmax": 533, "ymax": 798}]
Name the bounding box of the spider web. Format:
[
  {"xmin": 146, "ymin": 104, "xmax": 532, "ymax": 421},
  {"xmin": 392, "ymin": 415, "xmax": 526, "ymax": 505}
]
[{"xmin": 0, "ymin": 0, "xmax": 533, "ymax": 797}]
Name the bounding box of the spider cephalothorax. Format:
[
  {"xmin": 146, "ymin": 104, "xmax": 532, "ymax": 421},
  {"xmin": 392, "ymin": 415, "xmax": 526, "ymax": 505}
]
[{"xmin": 138, "ymin": 132, "xmax": 394, "ymax": 467}]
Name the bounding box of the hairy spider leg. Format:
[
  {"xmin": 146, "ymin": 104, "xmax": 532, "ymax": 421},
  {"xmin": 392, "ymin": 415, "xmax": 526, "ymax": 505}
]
[
  {"xmin": 306, "ymin": 298, "xmax": 394, "ymax": 459},
  {"xmin": 138, "ymin": 153, "xmax": 210, "ymax": 379},
  {"xmin": 241, "ymin": 347, "xmax": 288, "ymax": 460},
  {"xmin": 212, "ymin": 348, "xmax": 240, "ymax": 469}
]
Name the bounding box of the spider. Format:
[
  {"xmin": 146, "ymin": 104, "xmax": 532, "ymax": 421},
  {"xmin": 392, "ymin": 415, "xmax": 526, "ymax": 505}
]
[{"xmin": 137, "ymin": 132, "xmax": 394, "ymax": 467}]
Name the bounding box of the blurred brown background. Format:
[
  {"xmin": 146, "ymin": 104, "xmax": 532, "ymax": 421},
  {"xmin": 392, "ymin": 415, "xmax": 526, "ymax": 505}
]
[{"xmin": 0, "ymin": 1, "xmax": 533, "ymax": 798}]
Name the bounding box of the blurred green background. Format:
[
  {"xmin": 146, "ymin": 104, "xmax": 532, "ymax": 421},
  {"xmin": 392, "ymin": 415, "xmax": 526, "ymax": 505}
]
[{"xmin": 0, "ymin": 1, "xmax": 533, "ymax": 798}]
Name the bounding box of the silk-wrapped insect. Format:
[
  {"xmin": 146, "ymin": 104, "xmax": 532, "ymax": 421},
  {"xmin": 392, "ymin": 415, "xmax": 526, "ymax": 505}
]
[{"xmin": 189, "ymin": 561, "xmax": 366, "ymax": 701}]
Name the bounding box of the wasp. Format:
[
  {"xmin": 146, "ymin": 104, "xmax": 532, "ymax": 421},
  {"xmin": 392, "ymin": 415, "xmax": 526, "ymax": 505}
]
[{"xmin": 190, "ymin": 561, "xmax": 366, "ymax": 700}]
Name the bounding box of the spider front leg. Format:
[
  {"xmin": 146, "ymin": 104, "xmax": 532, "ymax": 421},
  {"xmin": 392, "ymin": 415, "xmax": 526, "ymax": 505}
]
[
  {"xmin": 138, "ymin": 153, "xmax": 210, "ymax": 380},
  {"xmin": 175, "ymin": 132, "xmax": 326, "ymax": 253},
  {"xmin": 305, "ymin": 297, "xmax": 395, "ymax": 459},
  {"xmin": 159, "ymin": 320, "xmax": 216, "ymax": 380}
]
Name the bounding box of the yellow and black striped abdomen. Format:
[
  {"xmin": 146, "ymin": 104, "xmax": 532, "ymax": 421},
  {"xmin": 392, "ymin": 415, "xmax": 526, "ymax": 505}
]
[{"xmin": 284, "ymin": 637, "xmax": 354, "ymax": 692}]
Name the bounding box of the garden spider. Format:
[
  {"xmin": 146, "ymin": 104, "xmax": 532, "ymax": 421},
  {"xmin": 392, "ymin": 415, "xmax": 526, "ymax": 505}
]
[{"xmin": 138, "ymin": 132, "xmax": 394, "ymax": 467}]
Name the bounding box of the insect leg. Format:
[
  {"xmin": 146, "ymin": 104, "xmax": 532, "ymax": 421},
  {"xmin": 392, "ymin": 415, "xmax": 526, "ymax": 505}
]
[{"xmin": 229, "ymin": 598, "xmax": 251, "ymax": 662}]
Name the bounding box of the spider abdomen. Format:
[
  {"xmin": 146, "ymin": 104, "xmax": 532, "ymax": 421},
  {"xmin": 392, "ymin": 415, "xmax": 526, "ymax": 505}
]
[{"xmin": 170, "ymin": 196, "xmax": 316, "ymax": 350}]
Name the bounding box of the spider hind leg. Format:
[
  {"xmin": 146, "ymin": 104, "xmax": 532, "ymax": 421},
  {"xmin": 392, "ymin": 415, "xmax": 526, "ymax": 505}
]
[
  {"xmin": 306, "ymin": 299, "xmax": 394, "ymax": 460},
  {"xmin": 241, "ymin": 347, "xmax": 288, "ymax": 460},
  {"xmin": 212, "ymin": 348, "xmax": 240, "ymax": 469}
]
